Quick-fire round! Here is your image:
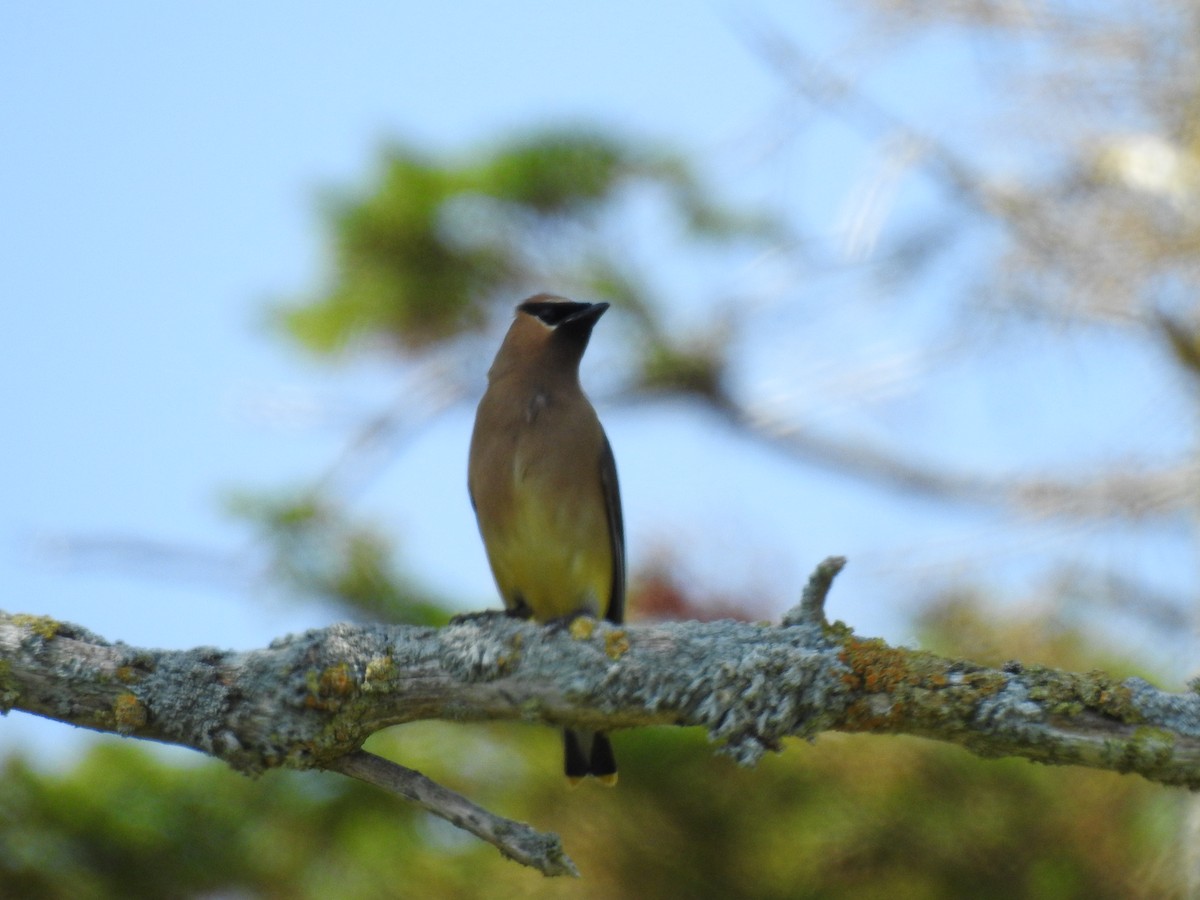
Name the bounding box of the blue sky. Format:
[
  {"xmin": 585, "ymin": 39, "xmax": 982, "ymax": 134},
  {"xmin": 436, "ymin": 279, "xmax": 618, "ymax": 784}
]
[{"xmin": 2, "ymin": 4, "xmax": 1193, "ymax": 758}]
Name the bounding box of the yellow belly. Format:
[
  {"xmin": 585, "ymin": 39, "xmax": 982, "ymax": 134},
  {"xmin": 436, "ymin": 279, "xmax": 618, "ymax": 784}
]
[{"xmin": 483, "ymin": 481, "xmax": 613, "ymax": 622}]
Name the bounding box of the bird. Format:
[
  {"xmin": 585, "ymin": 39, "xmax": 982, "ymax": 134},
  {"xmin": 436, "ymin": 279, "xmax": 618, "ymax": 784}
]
[{"xmin": 468, "ymin": 293, "xmax": 624, "ymax": 785}]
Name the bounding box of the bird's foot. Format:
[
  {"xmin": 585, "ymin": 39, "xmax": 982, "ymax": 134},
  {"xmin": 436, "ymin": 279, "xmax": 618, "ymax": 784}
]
[
  {"xmin": 449, "ymin": 608, "xmax": 510, "ymax": 625},
  {"xmin": 544, "ymin": 611, "xmax": 598, "ymax": 636}
]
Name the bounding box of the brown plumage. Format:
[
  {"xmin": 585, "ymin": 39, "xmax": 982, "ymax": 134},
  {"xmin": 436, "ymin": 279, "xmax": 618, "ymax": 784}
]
[{"xmin": 468, "ymin": 294, "xmax": 624, "ymax": 785}]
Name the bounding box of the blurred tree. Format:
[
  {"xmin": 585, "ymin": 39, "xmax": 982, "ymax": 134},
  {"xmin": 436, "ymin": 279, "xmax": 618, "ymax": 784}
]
[{"xmin": 738, "ymin": 1, "xmax": 1200, "ymax": 528}]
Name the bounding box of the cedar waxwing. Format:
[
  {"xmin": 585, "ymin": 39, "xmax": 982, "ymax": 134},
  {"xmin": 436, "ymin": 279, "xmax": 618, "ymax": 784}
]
[{"xmin": 468, "ymin": 294, "xmax": 624, "ymax": 785}]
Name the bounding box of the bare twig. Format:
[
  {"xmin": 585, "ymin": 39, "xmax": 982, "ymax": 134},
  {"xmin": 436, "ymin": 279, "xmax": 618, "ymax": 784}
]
[
  {"xmin": 329, "ymin": 750, "xmax": 577, "ymax": 877},
  {"xmin": 782, "ymin": 555, "xmax": 847, "ymax": 626},
  {"xmin": 715, "ymin": 396, "xmax": 1196, "ymax": 520},
  {"xmin": 734, "ymin": 15, "xmax": 1063, "ymax": 272}
]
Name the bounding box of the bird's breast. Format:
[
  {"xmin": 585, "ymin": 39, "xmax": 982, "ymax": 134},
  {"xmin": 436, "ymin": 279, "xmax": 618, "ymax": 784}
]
[{"xmin": 471, "ymin": 393, "xmax": 613, "ymax": 622}]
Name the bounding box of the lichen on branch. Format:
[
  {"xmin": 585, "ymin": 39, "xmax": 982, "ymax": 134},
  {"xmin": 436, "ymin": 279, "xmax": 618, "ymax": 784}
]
[{"xmin": 4, "ymin": 576, "xmax": 1200, "ymax": 873}]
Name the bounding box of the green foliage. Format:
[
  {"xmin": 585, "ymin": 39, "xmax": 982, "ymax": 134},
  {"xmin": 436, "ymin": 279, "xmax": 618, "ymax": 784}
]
[
  {"xmin": 597, "ymin": 732, "xmax": 1175, "ymax": 900},
  {"xmin": 224, "ymin": 489, "xmax": 449, "ymax": 626},
  {"xmin": 281, "ymin": 146, "xmax": 501, "ymax": 352},
  {"xmin": 476, "ymin": 130, "xmax": 630, "ymax": 214},
  {"xmin": 273, "ymin": 126, "xmax": 774, "ymax": 360},
  {"xmin": 0, "ymin": 740, "xmax": 487, "ymax": 900},
  {"xmin": 637, "ymin": 336, "xmax": 730, "ymax": 404}
]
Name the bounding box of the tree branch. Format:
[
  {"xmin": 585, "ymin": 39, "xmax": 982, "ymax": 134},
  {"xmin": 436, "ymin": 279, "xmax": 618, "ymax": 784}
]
[
  {"xmin": 327, "ymin": 749, "xmax": 578, "ymax": 877},
  {"xmin": 4, "ymin": 567, "xmax": 1200, "ymax": 873},
  {"xmin": 715, "ymin": 392, "xmax": 1198, "ymax": 521}
]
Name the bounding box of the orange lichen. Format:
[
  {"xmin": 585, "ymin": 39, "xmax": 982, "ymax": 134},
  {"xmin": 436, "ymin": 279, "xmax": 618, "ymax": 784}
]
[
  {"xmin": 569, "ymin": 617, "xmax": 597, "ymax": 640},
  {"xmin": 835, "ymin": 636, "xmax": 1007, "ymax": 734},
  {"xmin": 112, "ymin": 692, "xmax": 147, "ymax": 732},
  {"xmin": 321, "ymin": 662, "xmax": 354, "ymax": 695},
  {"xmin": 305, "ymin": 662, "xmax": 358, "ymax": 710},
  {"xmin": 604, "ymin": 629, "xmax": 630, "ymax": 660}
]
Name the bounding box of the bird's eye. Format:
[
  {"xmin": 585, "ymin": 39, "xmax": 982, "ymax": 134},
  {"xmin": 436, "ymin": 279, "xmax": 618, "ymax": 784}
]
[{"xmin": 520, "ymin": 301, "xmax": 591, "ymax": 327}]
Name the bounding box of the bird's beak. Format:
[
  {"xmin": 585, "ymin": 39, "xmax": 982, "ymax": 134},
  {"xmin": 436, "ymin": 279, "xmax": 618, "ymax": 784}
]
[{"xmin": 562, "ymin": 302, "xmax": 609, "ymax": 329}]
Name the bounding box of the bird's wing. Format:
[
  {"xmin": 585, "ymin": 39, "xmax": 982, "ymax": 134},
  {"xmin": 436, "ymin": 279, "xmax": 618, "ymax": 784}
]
[{"xmin": 599, "ymin": 435, "xmax": 625, "ymax": 624}]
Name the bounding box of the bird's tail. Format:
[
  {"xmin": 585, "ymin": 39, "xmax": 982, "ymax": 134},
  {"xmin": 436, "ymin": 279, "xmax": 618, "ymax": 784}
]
[{"xmin": 563, "ymin": 729, "xmax": 617, "ymax": 786}]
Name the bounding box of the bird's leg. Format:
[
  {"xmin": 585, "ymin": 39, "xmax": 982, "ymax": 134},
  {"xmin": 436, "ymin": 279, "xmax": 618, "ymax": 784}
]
[
  {"xmin": 449, "ymin": 594, "xmax": 533, "ymax": 625},
  {"xmin": 448, "ymin": 609, "xmax": 508, "ymax": 625},
  {"xmin": 542, "ymin": 610, "xmax": 597, "ymax": 635}
]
